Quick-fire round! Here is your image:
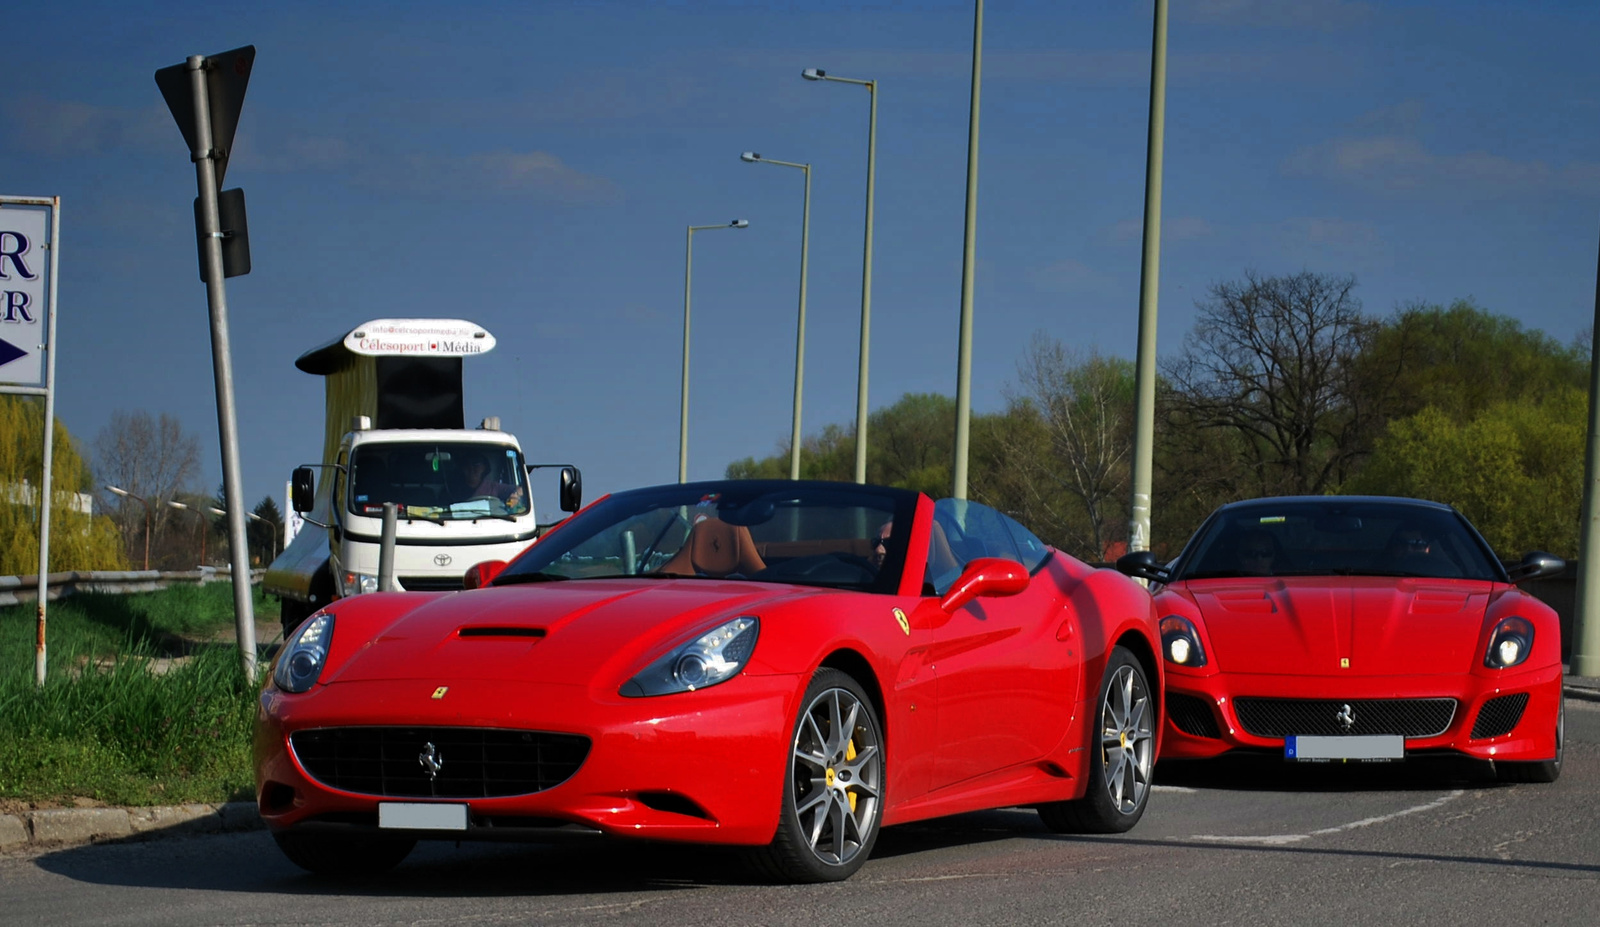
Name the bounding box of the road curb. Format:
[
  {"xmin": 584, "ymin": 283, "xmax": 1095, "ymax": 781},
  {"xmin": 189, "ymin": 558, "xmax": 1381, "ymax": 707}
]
[{"xmin": 0, "ymin": 801, "xmax": 261, "ymax": 854}]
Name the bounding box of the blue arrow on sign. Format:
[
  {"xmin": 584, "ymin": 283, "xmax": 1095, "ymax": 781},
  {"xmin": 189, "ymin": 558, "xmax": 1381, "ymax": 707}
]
[{"xmin": 0, "ymin": 338, "xmax": 28, "ymax": 368}]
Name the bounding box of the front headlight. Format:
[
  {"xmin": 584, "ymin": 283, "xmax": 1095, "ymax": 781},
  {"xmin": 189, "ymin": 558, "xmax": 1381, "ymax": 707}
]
[
  {"xmin": 274, "ymin": 613, "xmax": 333, "ymax": 693},
  {"xmin": 1159, "ymin": 615, "xmax": 1207, "ymax": 668},
  {"xmin": 621, "ymin": 617, "xmax": 759, "ymax": 697},
  {"xmin": 1484, "ymin": 617, "xmax": 1534, "ymax": 669},
  {"xmin": 341, "ymin": 572, "xmax": 379, "ymax": 596}
]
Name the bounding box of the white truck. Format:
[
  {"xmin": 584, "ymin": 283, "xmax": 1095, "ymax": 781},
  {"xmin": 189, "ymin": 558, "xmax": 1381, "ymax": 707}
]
[{"xmin": 264, "ymin": 319, "xmax": 580, "ymax": 636}]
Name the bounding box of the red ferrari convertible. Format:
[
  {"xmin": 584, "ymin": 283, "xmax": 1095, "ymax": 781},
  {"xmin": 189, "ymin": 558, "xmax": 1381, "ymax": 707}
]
[
  {"xmin": 256, "ymin": 480, "xmax": 1162, "ymax": 881},
  {"xmin": 1116, "ymin": 495, "xmax": 1565, "ymax": 781}
]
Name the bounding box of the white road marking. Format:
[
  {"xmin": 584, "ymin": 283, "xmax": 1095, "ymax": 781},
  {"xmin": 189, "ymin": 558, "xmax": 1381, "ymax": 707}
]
[
  {"xmin": 1188, "ymin": 789, "xmax": 1465, "ymax": 846},
  {"xmin": 1152, "ymin": 785, "xmax": 1198, "ymax": 793}
]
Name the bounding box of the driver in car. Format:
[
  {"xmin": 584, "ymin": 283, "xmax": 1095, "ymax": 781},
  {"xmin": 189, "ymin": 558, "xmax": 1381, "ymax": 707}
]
[{"xmin": 459, "ymin": 451, "xmax": 524, "ymax": 509}]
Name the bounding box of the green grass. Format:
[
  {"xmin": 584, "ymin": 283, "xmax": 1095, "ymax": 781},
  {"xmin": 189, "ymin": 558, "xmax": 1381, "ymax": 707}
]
[{"xmin": 0, "ymin": 584, "xmax": 278, "ymax": 806}]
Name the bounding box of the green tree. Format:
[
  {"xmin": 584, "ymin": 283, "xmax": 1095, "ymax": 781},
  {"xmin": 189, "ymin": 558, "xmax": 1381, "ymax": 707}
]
[
  {"xmin": 1347, "ymin": 389, "xmax": 1585, "ymax": 558},
  {"xmin": 0, "ymin": 396, "xmax": 127, "ymax": 574}
]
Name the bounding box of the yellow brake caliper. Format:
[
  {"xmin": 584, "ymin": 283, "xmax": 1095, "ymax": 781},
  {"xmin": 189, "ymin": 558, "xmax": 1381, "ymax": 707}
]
[{"xmin": 845, "ymin": 737, "xmax": 858, "ymax": 813}]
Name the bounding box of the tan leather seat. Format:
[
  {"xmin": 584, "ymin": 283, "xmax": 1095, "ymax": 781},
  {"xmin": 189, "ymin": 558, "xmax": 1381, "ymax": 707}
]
[{"xmin": 659, "ymin": 517, "xmax": 768, "ymax": 577}]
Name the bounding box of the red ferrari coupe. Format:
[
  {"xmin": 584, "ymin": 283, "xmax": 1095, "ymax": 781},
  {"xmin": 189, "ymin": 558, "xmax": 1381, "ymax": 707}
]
[
  {"xmin": 1116, "ymin": 495, "xmax": 1565, "ymax": 781},
  {"xmin": 256, "ymin": 480, "xmax": 1163, "ymax": 881}
]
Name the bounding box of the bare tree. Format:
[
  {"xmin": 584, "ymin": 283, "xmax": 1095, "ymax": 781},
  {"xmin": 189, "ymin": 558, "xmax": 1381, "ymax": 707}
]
[
  {"xmin": 93, "ymin": 410, "xmax": 201, "ymax": 568},
  {"xmin": 983, "ymin": 335, "xmax": 1133, "ymax": 559},
  {"xmin": 1162, "ymin": 271, "xmax": 1379, "ymax": 498}
]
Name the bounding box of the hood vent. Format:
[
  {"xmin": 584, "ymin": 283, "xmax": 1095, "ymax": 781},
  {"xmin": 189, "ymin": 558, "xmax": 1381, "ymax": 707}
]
[{"xmin": 458, "ymin": 626, "xmax": 547, "ymax": 639}]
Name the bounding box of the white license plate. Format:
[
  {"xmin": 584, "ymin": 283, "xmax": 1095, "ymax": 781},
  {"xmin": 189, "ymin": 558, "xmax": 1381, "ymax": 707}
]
[
  {"xmin": 378, "ymin": 802, "xmax": 468, "ymax": 830},
  {"xmin": 1285, "ymin": 734, "xmax": 1404, "ymax": 761}
]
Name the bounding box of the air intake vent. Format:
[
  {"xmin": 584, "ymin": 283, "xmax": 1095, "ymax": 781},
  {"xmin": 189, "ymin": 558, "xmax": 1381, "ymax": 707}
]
[
  {"xmin": 1166, "ymin": 693, "xmax": 1221, "ymax": 739},
  {"xmin": 458, "ymin": 627, "xmax": 546, "ymax": 639},
  {"xmin": 291, "ymin": 727, "xmax": 589, "ymax": 798},
  {"xmin": 1471, "ymin": 692, "xmax": 1529, "ymax": 740}
]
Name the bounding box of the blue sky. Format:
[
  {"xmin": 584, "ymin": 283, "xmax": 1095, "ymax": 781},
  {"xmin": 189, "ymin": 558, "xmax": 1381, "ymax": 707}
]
[{"xmin": 3, "ymin": 0, "xmax": 1598, "ymax": 519}]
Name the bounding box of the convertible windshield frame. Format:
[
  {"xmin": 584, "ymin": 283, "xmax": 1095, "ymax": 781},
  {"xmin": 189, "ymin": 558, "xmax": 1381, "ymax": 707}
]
[
  {"xmin": 1169, "ymin": 497, "xmax": 1508, "ymax": 583},
  {"xmin": 495, "ymin": 480, "xmax": 922, "ymax": 594}
]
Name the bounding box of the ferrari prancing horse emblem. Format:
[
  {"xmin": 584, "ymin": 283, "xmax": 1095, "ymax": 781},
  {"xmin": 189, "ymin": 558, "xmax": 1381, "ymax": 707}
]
[
  {"xmin": 1336, "ymin": 703, "xmax": 1355, "ymax": 733},
  {"xmin": 418, "ymin": 742, "xmax": 443, "ymax": 781},
  {"xmin": 431, "ymin": 686, "xmax": 448, "ymax": 699},
  {"xmin": 892, "ymin": 608, "xmax": 910, "ymax": 635}
]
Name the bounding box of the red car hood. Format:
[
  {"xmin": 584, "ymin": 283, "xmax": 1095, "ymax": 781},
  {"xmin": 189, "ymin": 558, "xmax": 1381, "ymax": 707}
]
[
  {"xmin": 1181, "ymin": 577, "xmax": 1496, "ymax": 676},
  {"xmin": 326, "ymin": 579, "xmax": 801, "ymax": 686}
]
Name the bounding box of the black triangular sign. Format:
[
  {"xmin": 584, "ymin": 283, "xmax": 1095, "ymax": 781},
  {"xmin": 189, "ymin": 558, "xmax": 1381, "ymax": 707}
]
[
  {"xmin": 154, "ymin": 45, "xmax": 255, "ymax": 189},
  {"xmin": 0, "ymin": 338, "xmax": 29, "ymax": 369}
]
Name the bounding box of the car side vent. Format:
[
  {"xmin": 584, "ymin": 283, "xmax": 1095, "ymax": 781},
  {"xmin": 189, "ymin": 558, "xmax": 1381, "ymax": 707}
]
[
  {"xmin": 458, "ymin": 627, "xmax": 547, "ymax": 639},
  {"xmin": 1166, "ymin": 693, "xmax": 1221, "ymax": 739}
]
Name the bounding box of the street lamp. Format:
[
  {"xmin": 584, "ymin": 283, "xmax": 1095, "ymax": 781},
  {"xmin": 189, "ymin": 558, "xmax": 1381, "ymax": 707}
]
[
  {"xmin": 680, "ymin": 218, "xmax": 750, "ymax": 483},
  {"xmin": 167, "ymin": 500, "xmax": 210, "ymax": 568},
  {"xmin": 741, "ymin": 152, "xmax": 812, "ymax": 480},
  {"xmin": 803, "ymin": 66, "xmax": 877, "ymax": 483},
  {"xmin": 211, "ymin": 506, "xmax": 279, "ymax": 564},
  {"xmin": 106, "ymin": 485, "xmax": 152, "ymax": 571}
]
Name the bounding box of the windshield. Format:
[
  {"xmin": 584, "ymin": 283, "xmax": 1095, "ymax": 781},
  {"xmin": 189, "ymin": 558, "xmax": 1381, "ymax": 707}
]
[
  {"xmin": 347, "ymin": 442, "xmax": 529, "ymax": 521},
  {"xmin": 496, "ymin": 481, "xmax": 919, "ymax": 593},
  {"xmin": 1173, "ymin": 499, "xmax": 1503, "ymax": 582}
]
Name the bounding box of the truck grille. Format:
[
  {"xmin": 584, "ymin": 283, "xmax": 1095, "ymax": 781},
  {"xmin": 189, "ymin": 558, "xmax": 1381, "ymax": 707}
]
[
  {"xmin": 399, "ymin": 577, "xmax": 465, "ymax": 592},
  {"xmin": 291, "ymin": 727, "xmax": 590, "ymax": 798},
  {"xmin": 1234, "ymin": 697, "xmax": 1456, "ymax": 738}
]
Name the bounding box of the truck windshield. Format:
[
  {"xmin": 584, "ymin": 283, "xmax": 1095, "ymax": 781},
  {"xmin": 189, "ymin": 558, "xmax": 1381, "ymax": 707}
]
[{"xmin": 347, "ymin": 442, "xmax": 530, "ymax": 520}]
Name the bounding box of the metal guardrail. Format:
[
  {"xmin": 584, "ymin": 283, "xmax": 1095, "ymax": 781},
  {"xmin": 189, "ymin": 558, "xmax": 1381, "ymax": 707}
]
[{"xmin": 0, "ymin": 568, "xmax": 266, "ymax": 608}]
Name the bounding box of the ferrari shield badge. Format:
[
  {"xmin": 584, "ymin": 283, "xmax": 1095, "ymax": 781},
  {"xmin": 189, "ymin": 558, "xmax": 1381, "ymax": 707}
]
[
  {"xmin": 431, "ymin": 686, "xmax": 449, "ymax": 699},
  {"xmin": 893, "ymin": 608, "xmax": 910, "ymax": 635}
]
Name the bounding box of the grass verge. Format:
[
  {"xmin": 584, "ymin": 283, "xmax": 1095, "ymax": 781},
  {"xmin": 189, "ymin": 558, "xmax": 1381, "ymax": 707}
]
[{"xmin": 0, "ymin": 584, "xmax": 277, "ymax": 807}]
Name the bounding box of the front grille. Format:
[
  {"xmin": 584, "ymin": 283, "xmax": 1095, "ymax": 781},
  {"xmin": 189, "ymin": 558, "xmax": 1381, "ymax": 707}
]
[
  {"xmin": 291, "ymin": 727, "xmax": 590, "ymax": 798},
  {"xmin": 1234, "ymin": 697, "xmax": 1456, "ymax": 738},
  {"xmin": 399, "ymin": 577, "xmax": 465, "ymax": 592},
  {"xmin": 1471, "ymin": 693, "xmax": 1529, "ymax": 740},
  {"xmin": 1166, "ymin": 693, "xmax": 1221, "ymax": 738}
]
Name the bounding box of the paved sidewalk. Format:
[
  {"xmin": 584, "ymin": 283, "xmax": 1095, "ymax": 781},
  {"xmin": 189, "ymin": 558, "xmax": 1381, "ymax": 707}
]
[{"xmin": 0, "ymin": 801, "xmax": 261, "ymax": 856}]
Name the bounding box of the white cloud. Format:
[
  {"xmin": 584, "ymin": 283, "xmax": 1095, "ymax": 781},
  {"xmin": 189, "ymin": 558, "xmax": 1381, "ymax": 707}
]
[
  {"xmin": 1285, "ymin": 133, "xmax": 1600, "ymax": 197},
  {"xmin": 360, "ymin": 149, "xmax": 624, "ymax": 205},
  {"xmin": 1, "ymin": 95, "xmax": 170, "ymax": 156},
  {"xmin": 1107, "ymin": 215, "xmax": 1214, "ymax": 243}
]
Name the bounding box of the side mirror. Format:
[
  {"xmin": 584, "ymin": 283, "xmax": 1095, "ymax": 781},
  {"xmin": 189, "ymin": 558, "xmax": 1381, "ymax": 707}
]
[
  {"xmin": 291, "ymin": 467, "xmax": 316, "ymax": 514},
  {"xmin": 1506, "ymin": 551, "xmax": 1565, "ymax": 583},
  {"xmin": 939, "ymin": 557, "xmax": 1030, "ymax": 613},
  {"xmin": 1116, "ymin": 549, "xmax": 1172, "ymax": 584},
  {"xmin": 560, "ymin": 466, "xmax": 583, "ymax": 513},
  {"xmin": 464, "ymin": 560, "xmax": 509, "ymax": 589}
]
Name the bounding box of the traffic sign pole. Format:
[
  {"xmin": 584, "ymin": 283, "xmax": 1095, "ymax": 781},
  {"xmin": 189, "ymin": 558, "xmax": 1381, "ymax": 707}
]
[{"xmin": 185, "ymin": 54, "xmax": 257, "ymax": 683}]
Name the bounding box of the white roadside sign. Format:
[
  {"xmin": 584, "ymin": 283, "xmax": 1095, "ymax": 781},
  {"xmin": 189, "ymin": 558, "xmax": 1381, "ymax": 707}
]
[
  {"xmin": 0, "ymin": 207, "xmax": 47, "ymax": 385},
  {"xmin": 343, "ymin": 318, "xmax": 496, "ymax": 358}
]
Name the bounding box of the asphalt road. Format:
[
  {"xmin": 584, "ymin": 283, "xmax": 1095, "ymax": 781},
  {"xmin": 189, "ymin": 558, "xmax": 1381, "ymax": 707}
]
[{"xmin": 5, "ymin": 700, "xmax": 1597, "ymax": 926}]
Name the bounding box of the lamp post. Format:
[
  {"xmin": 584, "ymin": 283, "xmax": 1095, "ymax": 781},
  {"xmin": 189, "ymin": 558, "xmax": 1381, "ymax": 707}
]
[
  {"xmin": 803, "ymin": 66, "xmax": 876, "ymax": 484},
  {"xmin": 680, "ymin": 219, "xmax": 750, "ymax": 483},
  {"xmin": 211, "ymin": 506, "xmax": 278, "ymax": 564},
  {"xmin": 106, "ymin": 485, "xmax": 152, "ymax": 571},
  {"xmin": 167, "ymin": 500, "xmax": 209, "ymax": 567},
  {"xmin": 741, "ymin": 152, "xmax": 811, "ymax": 480}
]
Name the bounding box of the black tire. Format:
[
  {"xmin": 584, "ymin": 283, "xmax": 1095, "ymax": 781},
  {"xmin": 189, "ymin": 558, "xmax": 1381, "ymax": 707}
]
[
  {"xmin": 750, "ymin": 668, "xmax": 885, "ymax": 883},
  {"xmin": 272, "ymin": 830, "xmax": 416, "ymax": 876},
  {"xmin": 1497, "ymin": 697, "xmax": 1563, "ymax": 784},
  {"xmin": 1038, "ymin": 645, "xmax": 1156, "ymax": 834}
]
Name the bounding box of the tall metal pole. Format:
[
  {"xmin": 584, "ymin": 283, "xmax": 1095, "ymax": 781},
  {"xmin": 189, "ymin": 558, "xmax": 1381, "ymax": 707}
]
[
  {"xmin": 679, "ymin": 220, "xmax": 747, "ymax": 483},
  {"xmin": 187, "ymin": 55, "xmax": 257, "ymax": 682},
  {"xmin": 855, "ymin": 82, "xmax": 878, "ymax": 484},
  {"xmin": 791, "ymin": 165, "xmax": 812, "ymax": 480},
  {"xmin": 34, "ymin": 197, "xmax": 61, "ymax": 688},
  {"xmin": 952, "ymin": 0, "xmax": 984, "ymax": 501},
  {"xmin": 680, "ymin": 225, "xmax": 694, "ymax": 484},
  {"xmin": 1571, "ymin": 225, "xmax": 1600, "ymax": 678},
  {"xmin": 1128, "ymin": 0, "xmax": 1169, "ymax": 558}
]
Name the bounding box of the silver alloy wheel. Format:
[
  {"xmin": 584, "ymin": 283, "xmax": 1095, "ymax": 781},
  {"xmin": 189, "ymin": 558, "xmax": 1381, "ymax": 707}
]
[
  {"xmin": 1100, "ymin": 663, "xmax": 1155, "ymax": 814},
  {"xmin": 790, "ymin": 685, "xmax": 882, "ymax": 866}
]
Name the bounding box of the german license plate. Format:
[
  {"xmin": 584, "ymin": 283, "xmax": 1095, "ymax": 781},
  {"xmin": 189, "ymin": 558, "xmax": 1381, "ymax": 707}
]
[
  {"xmin": 1285, "ymin": 734, "xmax": 1404, "ymax": 762},
  {"xmin": 378, "ymin": 802, "xmax": 468, "ymax": 830}
]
